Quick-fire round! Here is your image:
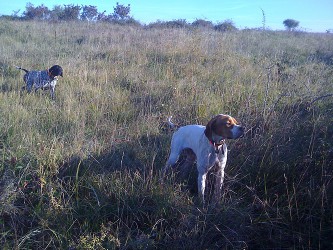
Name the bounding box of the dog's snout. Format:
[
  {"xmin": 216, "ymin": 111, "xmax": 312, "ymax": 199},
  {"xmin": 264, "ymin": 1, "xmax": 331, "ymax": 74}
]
[
  {"xmin": 238, "ymin": 126, "xmax": 245, "ymax": 138},
  {"xmin": 232, "ymin": 125, "xmax": 245, "ymax": 139},
  {"xmin": 238, "ymin": 126, "xmax": 245, "ymax": 135}
]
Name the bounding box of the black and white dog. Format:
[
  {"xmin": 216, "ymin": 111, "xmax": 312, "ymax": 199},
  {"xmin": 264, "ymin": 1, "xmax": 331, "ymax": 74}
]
[{"xmin": 16, "ymin": 65, "xmax": 63, "ymax": 99}]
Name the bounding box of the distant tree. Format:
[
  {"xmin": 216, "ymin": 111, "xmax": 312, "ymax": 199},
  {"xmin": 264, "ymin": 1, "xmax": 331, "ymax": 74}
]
[
  {"xmin": 80, "ymin": 5, "xmax": 98, "ymax": 21},
  {"xmin": 12, "ymin": 10, "xmax": 21, "ymax": 19},
  {"xmin": 96, "ymin": 11, "xmax": 108, "ymax": 21},
  {"xmin": 214, "ymin": 19, "xmax": 237, "ymax": 32},
  {"xmin": 49, "ymin": 5, "xmax": 64, "ymax": 21},
  {"xmin": 2, "ymin": 10, "xmax": 22, "ymax": 20},
  {"xmin": 192, "ymin": 19, "xmax": 213, "ymax": 29},
  {"xmin": 22, "ymin": 2, "xmax": 36, "ymax": 19},
  {"xmin": 283, "ymin": 19, "xmax": 299, "ymax": 31},
  {"xmin": 63, "ymin": 4, "xmax": 81, "ymax": 20},
  {"xmin": 23, "ymin": 2, "xmax": 50, "ymax": 20},
  {"xmin": 6, "ymin": 1, "xmax": 139, "ymax": 24},
  {"xmin": 112, "ymin": 2, "xmax": 131, "ymax": 20}
]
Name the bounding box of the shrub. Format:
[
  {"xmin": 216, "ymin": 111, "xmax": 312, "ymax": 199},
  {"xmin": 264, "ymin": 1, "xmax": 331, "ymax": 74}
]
[
  {"xmin": 191, "ymin": 19, "xmax": 214, "ymax": 29},
  {"xmin": 147, "ymin": 19, "xmax": 189, "ymax": 29},
  {"xmin": 214, "ymin": 19, "xmax": 237, "ymax": 32}
]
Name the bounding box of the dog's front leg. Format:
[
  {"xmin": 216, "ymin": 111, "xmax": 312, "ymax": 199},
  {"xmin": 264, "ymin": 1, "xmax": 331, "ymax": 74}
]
[
  {"xmin": 213, "ymin": 164, "xmax": 223, "ymax": 202},
  {"xmin": 26, "ymin": 83, "xmax": 33, "ymax": 93},
  {"xmin": 50, "ymin": 80, "xmax": 57, "ymax": 100},
  {"xmin": 50, "ymin": 87, "xmax": 55, "ymax": 100},
  {"xmin": 197, "ymin": 171, "xmax": 207, "ymax": 202},
  {"xmin": 214, "ymin": 145, "xmax": 228, "ymax": 202}
]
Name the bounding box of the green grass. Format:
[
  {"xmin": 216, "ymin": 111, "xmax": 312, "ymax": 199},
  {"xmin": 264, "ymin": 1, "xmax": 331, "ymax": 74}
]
[{"xmin": 0, "ymin": 20, "xmax": 333, "ymax": 249}]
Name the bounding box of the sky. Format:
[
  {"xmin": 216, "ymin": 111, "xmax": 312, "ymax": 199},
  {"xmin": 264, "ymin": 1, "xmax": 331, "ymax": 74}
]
[{"xmin": 1, "ymin": 0, "xmax": 332, "ymax": 32}]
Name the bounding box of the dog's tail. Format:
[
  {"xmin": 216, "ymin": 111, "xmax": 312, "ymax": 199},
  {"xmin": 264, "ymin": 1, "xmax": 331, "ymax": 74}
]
[
  {"xmin": 159, "ymin": 116, "xmax": 179, "ymax": 132},
  {"xmin": 167, "ymin": 116, "xmax": 178, "ymax": 130},
  {"xmin": 15, "ymin": 66, "xmax": 29, "ymax": 73}
]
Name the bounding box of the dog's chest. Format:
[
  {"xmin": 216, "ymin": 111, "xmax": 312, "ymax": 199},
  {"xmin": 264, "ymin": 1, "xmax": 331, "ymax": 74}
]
[
  {"xmin": 208, "ymin": 150, "xmax": 224, "ymax": 166},
  {"xmin": 206, "ymin": 143, "xmax": 227, "ymax": 168},
  {"xmin": 42, "ymin": 79, "xmax": 57, "ymax": 89}
]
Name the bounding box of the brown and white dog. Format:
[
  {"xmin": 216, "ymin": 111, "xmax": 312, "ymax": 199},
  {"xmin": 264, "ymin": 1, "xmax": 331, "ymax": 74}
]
[{"xmin": 164, "ymin": 114, "xmax": 244, "ymax": 202}]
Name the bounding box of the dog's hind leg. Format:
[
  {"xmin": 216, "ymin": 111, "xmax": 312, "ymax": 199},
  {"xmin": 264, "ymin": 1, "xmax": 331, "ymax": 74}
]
[
  {"xmin": 163, "ymin": 134, "xmax": 184, "ymax": 176},
  {"xmin": 198, "ymin": 171, "xmax": 208, "ymax": 203},
  {"xmin": 163, "ymin": 152, "xmax": 179, "ymax": 176}
]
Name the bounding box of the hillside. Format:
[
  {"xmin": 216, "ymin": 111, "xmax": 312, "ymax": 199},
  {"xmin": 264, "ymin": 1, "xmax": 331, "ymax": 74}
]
[{"xmin": 0, "ymin": 20, "xmax": 333, "ymax": 249}]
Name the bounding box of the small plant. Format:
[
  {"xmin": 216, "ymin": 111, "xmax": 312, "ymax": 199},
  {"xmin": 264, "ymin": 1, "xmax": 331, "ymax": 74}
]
[{"xmin": 260, "ymin": 8, "xmax": 266, "ymax": 30}]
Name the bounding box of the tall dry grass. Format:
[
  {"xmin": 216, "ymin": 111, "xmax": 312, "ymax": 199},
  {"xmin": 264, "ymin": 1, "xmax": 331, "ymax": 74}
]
[{"xmin": 0, "ymin": 20, "xmax": 332, "ymax": 249}]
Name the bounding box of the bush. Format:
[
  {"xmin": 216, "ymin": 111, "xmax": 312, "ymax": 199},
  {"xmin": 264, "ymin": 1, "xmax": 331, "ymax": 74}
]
[
  {"xmin": 191, "ymin": 19, "xmax": 214, "ymax": 29},
  {"xmin": 147, "ymin": 19, "xmax": 189, "ymax": 29},
  {"xmin": 214, "ymin": 19, "xmax": 237, "ymax": 32}
]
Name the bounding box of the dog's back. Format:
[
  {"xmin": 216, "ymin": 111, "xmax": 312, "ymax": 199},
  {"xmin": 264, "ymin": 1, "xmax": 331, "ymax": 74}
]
[
  {"xmin": 23, "ymin": 70, "xmax": 49, "ymax": 85},
  {"xmin": 172, "ymin": 125, "xmax": 205, "ymax": 150}
]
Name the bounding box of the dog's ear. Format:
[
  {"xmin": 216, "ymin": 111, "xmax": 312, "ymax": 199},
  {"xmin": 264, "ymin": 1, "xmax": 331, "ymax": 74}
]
[{"xmin": 204, "ymin": 116, "xmax": 217, "ymax": 139}]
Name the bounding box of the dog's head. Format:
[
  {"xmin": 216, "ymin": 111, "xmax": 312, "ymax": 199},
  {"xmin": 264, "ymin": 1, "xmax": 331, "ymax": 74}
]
[
  {"xmin": 48, "ymin": 65, "xmax": 63, "ymax": 78},
  {"xmin": 204, "ymin": 114, "xmax": 244, "ymax": 143}
]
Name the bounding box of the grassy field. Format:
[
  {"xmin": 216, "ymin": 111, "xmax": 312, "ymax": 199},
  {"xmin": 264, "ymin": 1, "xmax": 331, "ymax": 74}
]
[{"xmin": 0, "ymin": 20, "xmax": 332, "ymax": 249}]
